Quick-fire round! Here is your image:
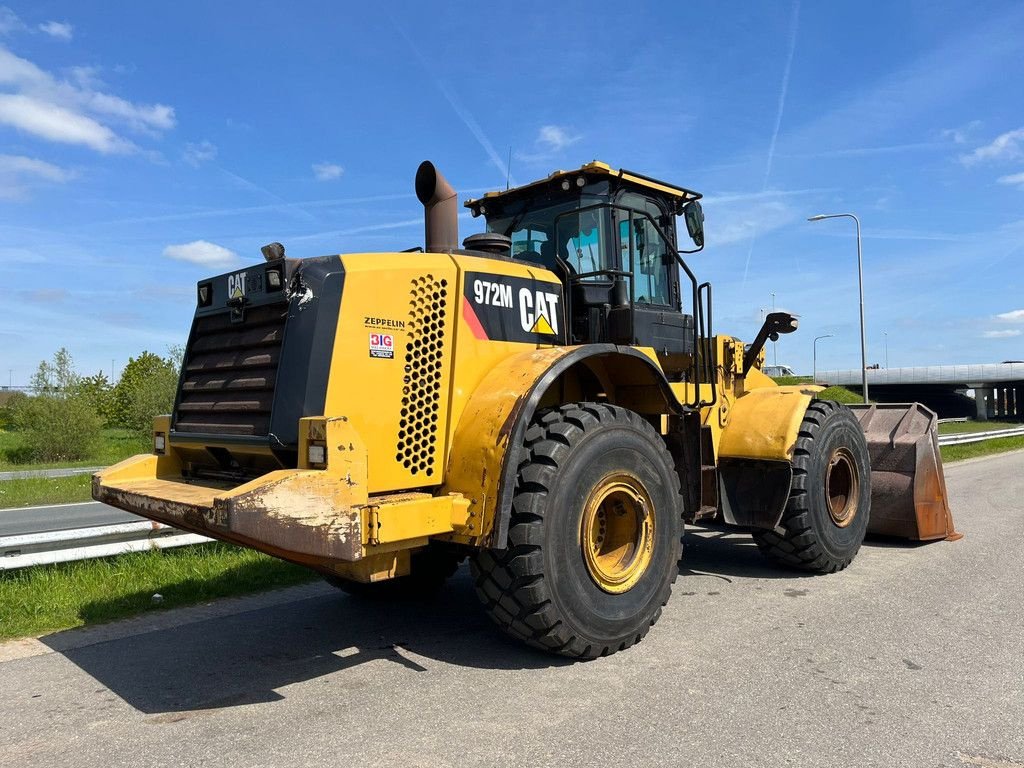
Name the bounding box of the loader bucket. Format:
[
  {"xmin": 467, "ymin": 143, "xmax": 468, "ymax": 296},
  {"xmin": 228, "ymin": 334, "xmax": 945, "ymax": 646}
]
[{"xmin": 848, "ymin": 403, "xmax": 960, "ymax": 541}]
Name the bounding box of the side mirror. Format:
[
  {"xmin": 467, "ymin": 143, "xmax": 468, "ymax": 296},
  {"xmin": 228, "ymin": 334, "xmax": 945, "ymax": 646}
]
[{"xmin": 683, "ymin": 201, "xmax": 705, "ymax": 248}]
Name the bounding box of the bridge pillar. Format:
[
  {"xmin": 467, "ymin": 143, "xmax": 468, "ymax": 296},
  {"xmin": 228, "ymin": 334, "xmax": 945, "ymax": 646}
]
[{"xmin": 974, "ymin": 387, "xmax": 993, "ymax": 420}]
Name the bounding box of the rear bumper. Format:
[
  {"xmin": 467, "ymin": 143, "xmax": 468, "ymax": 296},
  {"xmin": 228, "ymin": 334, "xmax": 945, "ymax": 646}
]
[
  {"xmin": 92, "ymin": 416, "xmax": 471, "ymax": 571},
  {"xmin": 93, "ymin": 456, "xmax": 364, "ymax": 564}
]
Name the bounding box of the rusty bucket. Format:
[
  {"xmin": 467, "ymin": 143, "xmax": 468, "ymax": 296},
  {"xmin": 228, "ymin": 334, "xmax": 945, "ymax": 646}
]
[{"xmin": 849, "ymin": 403, "xmax": 960, "ymax": 541}]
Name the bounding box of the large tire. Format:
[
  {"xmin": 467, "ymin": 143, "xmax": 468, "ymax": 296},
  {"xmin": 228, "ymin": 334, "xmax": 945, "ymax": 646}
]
[
  {"xmin": 753, "ymin": 399, "xmax": 871, "ymax": 573},
  {"xmin": 471, "ymin": 402, "xmax": 684, "ymax": 659},
  {"xmin": 323, "ymin": 545, "xmax": 463, "ymax": 600}
]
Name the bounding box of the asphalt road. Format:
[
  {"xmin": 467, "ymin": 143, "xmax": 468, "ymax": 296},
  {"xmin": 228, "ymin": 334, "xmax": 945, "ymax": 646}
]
[
  {"xmin": 0, "ymin": 467, "xmax": 103, "ymax": 481},
  {"xmin": 1, "ymin": 452, "xmax": 1022, "ymax": 768},
  {"xmin": 0, "ymin": 501, "xmax": 141, "ymax": 537}
]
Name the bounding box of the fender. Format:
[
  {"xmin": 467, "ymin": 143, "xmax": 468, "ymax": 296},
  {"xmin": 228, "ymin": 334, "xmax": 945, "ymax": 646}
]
[
  {"xmin": 716, "ymin": 385, "xmax": 817, "ymax": 530},
  {"xmin": 441, "ymin": 344, "xmax": 682, "ymax": 547}
]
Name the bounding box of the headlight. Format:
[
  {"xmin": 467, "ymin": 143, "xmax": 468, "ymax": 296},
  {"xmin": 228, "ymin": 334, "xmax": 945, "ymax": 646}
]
[
  {"xmin": 266, "ymin": 267, "xmax": 283, "ymax": 291},
  {"xmin": 197, "ymin": 283, "xmax": 212, "ymax": 306},
  {"xmin": 154, "ymin": 433, "xmax": 166, "ymax": 454},
  {"xmin": 307, "ymin": 443, "xmax": 326, "ymax": 466}
]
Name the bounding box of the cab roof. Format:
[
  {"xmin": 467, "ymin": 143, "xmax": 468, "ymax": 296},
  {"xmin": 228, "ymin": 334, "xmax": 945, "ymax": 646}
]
[{"xmin": 463, "ymin": 161, "xmax": 702, "ymax": 209}]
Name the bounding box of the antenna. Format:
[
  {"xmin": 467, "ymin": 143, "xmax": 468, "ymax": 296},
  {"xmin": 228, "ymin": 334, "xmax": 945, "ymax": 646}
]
[{"xmin": 506, "ymin": 146, "xmax": 512, "ymax": 190}]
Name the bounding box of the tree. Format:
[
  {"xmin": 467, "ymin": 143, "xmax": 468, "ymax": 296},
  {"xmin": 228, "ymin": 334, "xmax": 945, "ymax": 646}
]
[
  {"xmin": 76, "ymin": 371, "xmax": 115, "ymax": 426},
  {"xmin": 10, "ymin": 348, "xmax": 102, "ymax": 462},
  {"xmin": 112, "ymin": 350, "xmax": 181, "ymax": 436}
]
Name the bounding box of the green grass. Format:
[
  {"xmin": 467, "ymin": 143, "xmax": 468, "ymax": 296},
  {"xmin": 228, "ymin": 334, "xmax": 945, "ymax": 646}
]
[
  {"xmin": 771, "ymin": 375, "xmax": 814, "ymax": 386},
  {"xmin": 940, "ymin": 435, "xmax": 1024, "ymax": 463},
  {"xmin": 0, "ymin": 474, "xmax": 92, "ymax": 509},
  {"xmin": 0, "ymin": 428, "xmax": 147, "ymax": 471},
  {"xmin": 0, "ymin": 542, "xmax": 318, "ymax": 641},
  {"xmin": 937, "ymin": 419, "xmax": 1019, "ymax": 435}
]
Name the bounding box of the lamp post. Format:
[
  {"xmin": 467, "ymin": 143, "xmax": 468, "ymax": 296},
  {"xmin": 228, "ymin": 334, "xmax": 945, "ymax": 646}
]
[
  {"xmin": 770, "ymin": 292, "xmax": 777, "ymax": 365},
  {"xmin": 813, "ymin": 334, "xmax": 833, "ymax": 384},
  {"xmin": 884, "ymin": 331, "xmax": 889, "ymax": 369},
  {"xmin": 807, "ymin": 213, "xmax": 868, "ymax": 403}
]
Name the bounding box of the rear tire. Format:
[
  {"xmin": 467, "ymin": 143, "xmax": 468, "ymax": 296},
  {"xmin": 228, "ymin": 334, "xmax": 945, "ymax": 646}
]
[
  {"xmin": 471, "ymin": 402, "xmax": 684, "ymax": 659},
  {"xmin": 753, "ymin": 399, "xmax": 871, "ymax": 573},
  {"xmin": 323, "ymin": 546, "xmax": 463, "ymax": 600}
]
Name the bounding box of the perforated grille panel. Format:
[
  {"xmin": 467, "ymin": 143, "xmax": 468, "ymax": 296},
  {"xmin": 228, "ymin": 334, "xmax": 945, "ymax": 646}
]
[{"xmin": 396, "ymin": 274, "xmax": 448, "ymax": 477}]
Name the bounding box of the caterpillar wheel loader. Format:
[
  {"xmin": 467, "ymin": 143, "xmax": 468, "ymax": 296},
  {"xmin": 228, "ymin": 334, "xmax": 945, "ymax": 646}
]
[{"xmin": 93, "ymin": 160, "xmax": 957, "ymax": 658}]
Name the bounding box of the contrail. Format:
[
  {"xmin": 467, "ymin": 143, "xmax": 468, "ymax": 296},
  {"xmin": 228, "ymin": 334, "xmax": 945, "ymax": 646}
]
[
  {"xmin": 742, "ymin": 0, "xmax": 801, "ymax": 286},
  {"xmin": 388, "ymin": 13, "xmax": 513, "ymax": 186}
]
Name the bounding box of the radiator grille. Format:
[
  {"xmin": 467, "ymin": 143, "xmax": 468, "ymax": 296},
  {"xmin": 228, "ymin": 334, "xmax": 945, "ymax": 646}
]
[
  {"xmin": 396, "ymin": 274, "xmax": 448, "ymax": 477},
  {"xmin": 174, "ymin": 303, "xmax": 287, "ymax": 436}
]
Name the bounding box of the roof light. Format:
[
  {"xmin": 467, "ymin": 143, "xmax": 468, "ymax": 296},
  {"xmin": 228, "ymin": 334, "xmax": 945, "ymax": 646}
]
[
  {"xmin": 576, "ymin": 176, "xmax": 586, "ymax": 187},
  {"xmin": 561, "ymin": 179, "xmax": 571, "ymax": 191}
]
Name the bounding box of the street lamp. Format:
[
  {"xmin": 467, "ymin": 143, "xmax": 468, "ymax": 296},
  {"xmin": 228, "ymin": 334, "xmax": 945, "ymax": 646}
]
[
  {"xmin": 770, "ymin": 292, "xmax": 777, "ymax": 365},
  {"xmin": 813, "ymin": 334, "xmax": 833, "ymax": 383},
  {"xmin": 807, "ymin": 213, "xmax": 868, "ymax": 403},
  {"xmin": 884, "ymin": 331, "xmax": 889, "ymax": 369}
]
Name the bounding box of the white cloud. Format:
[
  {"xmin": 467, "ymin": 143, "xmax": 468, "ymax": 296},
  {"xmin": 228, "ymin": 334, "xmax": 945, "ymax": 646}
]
[
  {"xmin": 537, "ymin": 125, "xmax": 580, "ymax": 152},
  {"xmin": 960, "ymin": 127, "xmax": 1024, "ymax": 166},
  {"xmin": 38, "ymin": 21, "xmax": 72, "ymax": 40},
  {"xmin": 515, "ymin": 125, "xmax": 582, "ymax": 164},
  {"xmin": 941, "ymin": 120, "xmax": 981, "ymax": 144},
  {"xmin": 710, "ymin": 199, "xmax": 797, "ymax": 247},
  {"xmin": 0, "ymin": 93, "xmax": 132, "ymax": 152},
  {"xmin": 312, "ymin": 161, "xmax": 344, "ymax": 181},
  {"xmin": 162, "ymin": 240, "xmax": 238, "ymax": 267},
  {"xmin": 997, "ymin": 171, "xmax": 1024, "ymax": 189},
  {"xmin": 0, "ymin": 44, "xmax": 174, "ymax": 153},
  {"xmin": 0, "ymin": 7, "xmax": 24, "ymax": 35},
  {"xmin": 183, "ymin": 139, "xmax": 217, "ymax": 167},
  {"xmin": 995, "ymin": 309, "xmax": 1024, "ymax": 322},
  {"xmin": 0, "ymin": 153, "xmax": 73, "ymax": 199},
  {"xmin": 983, "ymin": 329, "xmax": 1022, "ymax": 338}
]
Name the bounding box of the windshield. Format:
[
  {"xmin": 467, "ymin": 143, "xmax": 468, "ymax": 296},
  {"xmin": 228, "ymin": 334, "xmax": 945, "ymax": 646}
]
[{"xmin": 486, "ymin": 199, "xmax": 614, "ymax": 279}]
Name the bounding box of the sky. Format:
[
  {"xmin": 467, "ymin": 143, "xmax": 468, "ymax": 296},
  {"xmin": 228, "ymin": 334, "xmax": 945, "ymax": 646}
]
[{"xmin": 1, "ymin": 0, "xmax": 1024, "ymax": 384}]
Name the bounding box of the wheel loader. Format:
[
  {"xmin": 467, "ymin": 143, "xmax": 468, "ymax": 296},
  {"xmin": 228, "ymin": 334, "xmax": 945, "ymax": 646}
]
[{"xmin": 93, "ymin": 160, "xmax": 957, "ymax": 658}]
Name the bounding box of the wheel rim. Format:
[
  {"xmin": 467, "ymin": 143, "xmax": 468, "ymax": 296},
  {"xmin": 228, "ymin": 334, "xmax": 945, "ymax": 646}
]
[
  {"xmin": 580, "ymin": 473, "xmax": 655, "ymax": 594},
  {"xmin": 825, "ymin": 447, "xmax": 859, "ymax": 528}
]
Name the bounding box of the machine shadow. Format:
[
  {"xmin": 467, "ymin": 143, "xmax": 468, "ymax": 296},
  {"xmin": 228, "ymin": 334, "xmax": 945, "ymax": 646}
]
[
  {"xmin": 40, "ymin": 567, "xmax": 567, "ymax": 715},
  {"xmin": 680, "ymin": 524, "xmax": 924, "ymax": 581}
]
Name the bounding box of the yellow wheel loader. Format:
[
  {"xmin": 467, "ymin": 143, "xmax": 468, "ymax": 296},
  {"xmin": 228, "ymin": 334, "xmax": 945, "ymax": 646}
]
[{"xmin": 93, "ymin": 160, "xmax": 957, "ymax": 658}]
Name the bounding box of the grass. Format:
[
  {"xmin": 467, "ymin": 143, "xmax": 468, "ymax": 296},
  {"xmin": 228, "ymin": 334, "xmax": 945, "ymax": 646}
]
[
  {"xmin": 0, "ymin": 428, "xmax": 147, "ymax": 471},
  {"xmin": 0, "ymin": 542, "xmax": 317, "ymax": 641},
  {"xmin": 940, "ymin": 434, "xmax": 1024, "ymax": 463},
  {"xmin": 937, "ymin": 419, "xmax": 1019, "ymax": 435},
  {"xmin": 0, "ymin": 474, "xmax": 93, "ymax": 509}
]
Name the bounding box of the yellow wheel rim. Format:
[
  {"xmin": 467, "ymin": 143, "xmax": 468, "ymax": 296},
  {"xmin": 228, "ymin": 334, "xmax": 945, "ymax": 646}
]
[
  {"xmin": 825, "ymin": 447, "xmax": 860, "ymax": 528},
  {"xmin": 580, "ymin": 473, "xmax": 656, "ymax": 594}
]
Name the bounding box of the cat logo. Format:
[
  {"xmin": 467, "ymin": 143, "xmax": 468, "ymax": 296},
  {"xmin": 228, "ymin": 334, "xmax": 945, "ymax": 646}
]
[
  {"xmin": 227, "ymin": 271, "xmax": 248, "ymax": 300},
  {"xmin": 519, "ymin": 288, "xmax": 559, "ymax": 335}
]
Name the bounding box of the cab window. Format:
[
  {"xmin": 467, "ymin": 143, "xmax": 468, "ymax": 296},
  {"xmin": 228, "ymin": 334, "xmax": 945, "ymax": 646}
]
[
  {"xmin": 617, "ymin": 194, "xmax": 674, "ymax": 307},
  {"xmin": 555, "ymin": 206, "xmax": 612, "ymax": 281}
]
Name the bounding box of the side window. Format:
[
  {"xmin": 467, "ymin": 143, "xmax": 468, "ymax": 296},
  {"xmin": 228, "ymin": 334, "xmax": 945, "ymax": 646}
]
[
  {"xmin": 620, "ymin": 212, "xmax": 671, "ymax": 306},
  {"xmin": 556, "ymin": 207, "xmax": 611, "ymax": 281}
]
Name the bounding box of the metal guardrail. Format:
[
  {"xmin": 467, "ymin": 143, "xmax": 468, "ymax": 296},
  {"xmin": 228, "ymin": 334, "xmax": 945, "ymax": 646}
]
[
  {"xmin": 937, "ymin": 425, "xmax": 1024, "ymax": 446},
  {"xmin": 0, "ymin": 521, "xmax": 211, "ymax": 570}
]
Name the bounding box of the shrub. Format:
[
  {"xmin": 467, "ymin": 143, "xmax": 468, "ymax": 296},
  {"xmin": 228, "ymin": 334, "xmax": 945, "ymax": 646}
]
[{"xmin": 10, "ymin": 349, "xmax": 102, "ymax": 462}]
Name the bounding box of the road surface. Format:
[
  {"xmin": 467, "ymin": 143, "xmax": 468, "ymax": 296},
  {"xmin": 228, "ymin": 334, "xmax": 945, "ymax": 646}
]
[
  {"xmin": 0, "ymin": 467, "xmax": 103, "ymax": 481},
  {"xmin": 0, "ymin": 501, "xmax": 141, "ymax": 537},
  {"xmin": 1, "ymin": 452, "xmax": 1022, "ymax": 767}
]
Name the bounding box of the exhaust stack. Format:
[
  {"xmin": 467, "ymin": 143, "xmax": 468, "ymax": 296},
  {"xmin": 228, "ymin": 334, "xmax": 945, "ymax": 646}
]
[{"xmin": 415, "ymin": 160, "xmax": 459, "ymax": 253}]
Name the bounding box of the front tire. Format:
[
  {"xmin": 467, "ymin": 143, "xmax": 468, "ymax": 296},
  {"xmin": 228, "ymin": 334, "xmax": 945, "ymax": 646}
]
[
  {"xmin": 471, "ymin": 403, "xmax": 684, "ymax": 659},
  {"xmin": 753, "ymin": 399, "xmax": 871, "ymax": 573}
]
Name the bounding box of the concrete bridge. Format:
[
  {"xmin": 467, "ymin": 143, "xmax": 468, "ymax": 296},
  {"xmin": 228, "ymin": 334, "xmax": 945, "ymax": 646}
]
[{"xmin": 817, "ymin": 362, "xmax": 1024, "ymax": 420}]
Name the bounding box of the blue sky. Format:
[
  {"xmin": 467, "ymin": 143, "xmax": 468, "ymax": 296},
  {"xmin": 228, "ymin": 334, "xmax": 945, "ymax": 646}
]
[{"xmin": 2, "ymin": 1, "xmax": 1023, "ymax": 383}]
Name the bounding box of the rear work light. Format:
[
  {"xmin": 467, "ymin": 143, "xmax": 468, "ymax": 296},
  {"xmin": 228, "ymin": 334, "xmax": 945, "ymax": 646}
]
[
  {"xmin": 154, "ymin": 433, "xmax": 166, "ymax": 455},
  {"xmin": 266, "ymin": 267, "xmax": 283, "ymax": 291}
]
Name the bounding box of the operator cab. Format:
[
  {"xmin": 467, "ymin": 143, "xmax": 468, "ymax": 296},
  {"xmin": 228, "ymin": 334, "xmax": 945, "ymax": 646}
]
[{"xmin": 465, "ymin": 162, "xmax": 706, "ymax": 378}]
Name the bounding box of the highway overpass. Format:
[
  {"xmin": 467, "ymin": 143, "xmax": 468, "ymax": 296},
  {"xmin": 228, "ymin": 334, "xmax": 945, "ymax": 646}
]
[{"xmin": 818, "ymin": 362, "xmax": 1024, "ymax": 420}]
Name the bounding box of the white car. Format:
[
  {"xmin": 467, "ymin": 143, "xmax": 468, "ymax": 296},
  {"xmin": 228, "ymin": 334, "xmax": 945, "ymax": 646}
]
[{"xmin": 763, "ymin": 364, "xmax": 798, "ymax": 377}]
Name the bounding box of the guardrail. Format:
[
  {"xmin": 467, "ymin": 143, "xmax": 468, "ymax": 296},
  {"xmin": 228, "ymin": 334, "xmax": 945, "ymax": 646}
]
[
  {"xmin": 0, "ymin": 521, "xmax": 211, "ymax": 570},
  {"xmin": 937, "ymin": 425, "xmax": 1024, "ymax": 446}
]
